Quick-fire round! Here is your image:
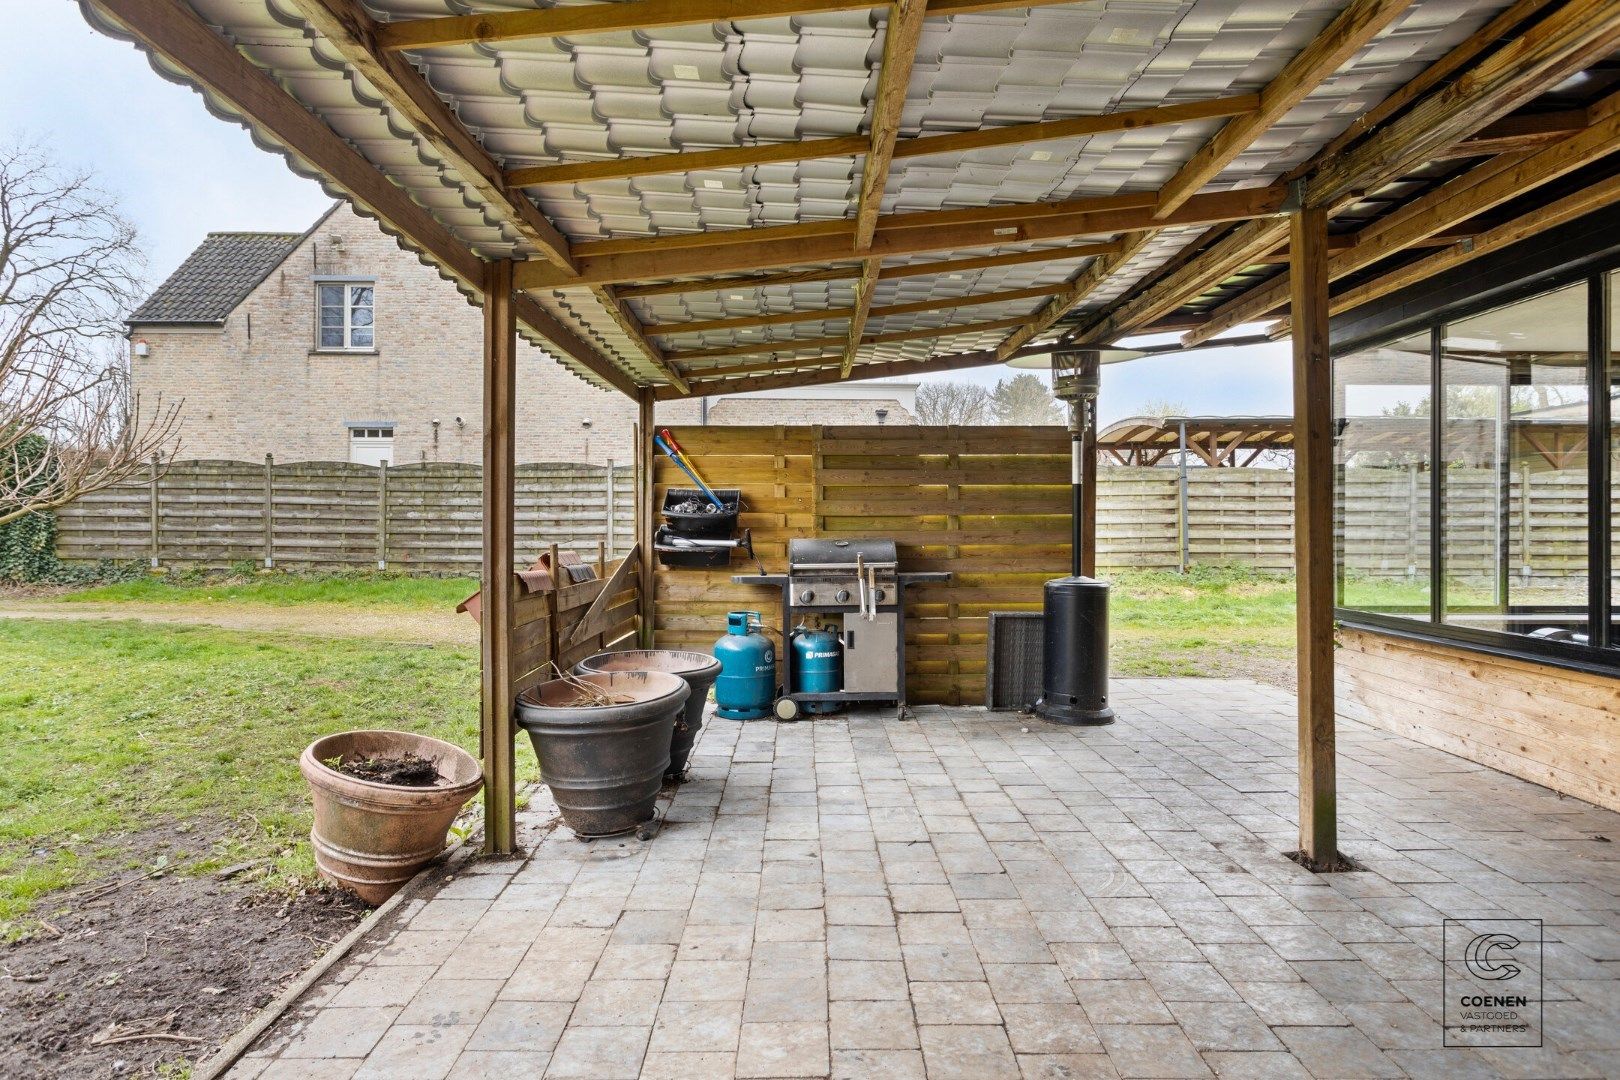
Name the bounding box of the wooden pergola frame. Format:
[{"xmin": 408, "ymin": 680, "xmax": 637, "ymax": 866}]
[{"xmin": 84, "ymin": 0, "xmax": 1620, "ymax": 866}]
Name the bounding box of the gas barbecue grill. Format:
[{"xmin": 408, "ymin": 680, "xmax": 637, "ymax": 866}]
[{"xmin": 733, "ymin": 538, "xmax": 948, "ymax": 718}]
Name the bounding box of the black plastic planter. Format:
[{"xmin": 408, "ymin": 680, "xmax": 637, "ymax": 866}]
[
  {"xmin": 516, "ymin": 670, "xmax": 689, "ymax": 837},
  {"xmin": 574, "ymin": 650, "xmax": 722, "ymax": 780}
]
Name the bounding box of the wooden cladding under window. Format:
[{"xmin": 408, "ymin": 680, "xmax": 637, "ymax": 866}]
[{"xmin": 1338, "ymin": 629, "xmax": 1620, "ymax": 813}]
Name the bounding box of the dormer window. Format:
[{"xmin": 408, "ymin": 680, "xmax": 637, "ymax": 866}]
[{"xmin": 317, "ymin": 280, "xmax": 375, "ymax": 350}]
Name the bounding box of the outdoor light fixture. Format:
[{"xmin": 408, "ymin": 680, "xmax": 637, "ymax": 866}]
[{"xmin": 132, "ymin": 339, "xmax": 150, "ymax": 357}]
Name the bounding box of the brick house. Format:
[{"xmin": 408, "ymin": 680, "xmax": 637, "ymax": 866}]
[{"xmin": 126, "ymin": 203, "xmax": 912, "ymax": 465}]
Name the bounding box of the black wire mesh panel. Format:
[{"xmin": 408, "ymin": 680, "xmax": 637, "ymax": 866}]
[{"xmin": 986, "ymin": 611, "xmax": 1044, "ymax": 711}]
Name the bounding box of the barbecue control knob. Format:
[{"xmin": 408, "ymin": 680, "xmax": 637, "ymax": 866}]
[
  {"xmin": 835, "ymin": 589, "xmax": 850, "ymax": 603},
  {"xmin": 798, "ymin": 589, "xmax": 814, "ymax": 604},
  {"xmin": 873, "ymin": 588, "xmax": 886, "ymax": 603}
]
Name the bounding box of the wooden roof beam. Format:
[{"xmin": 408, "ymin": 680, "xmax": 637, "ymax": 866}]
[
  {"xmin": 1154, "ymin": 0, "xmax": 1417, "ymax": 219},
  {"xmin": 86, "ymin": 0, "xmax": 634, "ymax": 399},
  {"xmin": 994, "ymin": 232, "xmax": 1152, "ymax": 358},
  {"xmin": 286, "ymin": 0, "xmax": 576, "ymax": 273},
  {"xmin": 648, "ymin": 283, "xmax": 1068, "ymax": 335},
  {"xmin": 377, "ymin": 0, "xmax": 1103, "ymax": 53},
  {"xmin": 1430, "ymin": 107, "xmax": 1590, "ymax": 158},
  {"xmin": 507, "ymin": 95, "xmax": 1257, "ymax": 189},
  {"xmin": 515, "ymin": 185, "xmax": 1286, "ymax": 290},
  {"xmin": 843, "ymin": 0, "xmax": 928, "ymax": 377},
  {"xmin": 672, "ymin": 313, "xmax": 1033, "ymax": 367},
  {"xmin": 613, "ymin": 240, "xmax": 1121, "ymax": 300}
]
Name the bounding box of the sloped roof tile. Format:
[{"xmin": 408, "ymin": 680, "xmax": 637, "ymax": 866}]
[{"xmin": 127, "ymin": 231, "xmax": 303, "ymax": 325}]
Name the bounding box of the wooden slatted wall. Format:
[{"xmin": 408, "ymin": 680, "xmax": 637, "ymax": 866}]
[{"xmin": 652, "ymin": 426, "xmax": 1069, "ymax": 706}]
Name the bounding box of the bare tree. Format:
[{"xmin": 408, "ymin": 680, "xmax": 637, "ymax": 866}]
[
  {"xmin": 0, "ymin": 142, "xmax": 178, "ymax": 527},
  {"xmin": 914, "ymin": 381, "xmax": 992, "ymax": 425}
]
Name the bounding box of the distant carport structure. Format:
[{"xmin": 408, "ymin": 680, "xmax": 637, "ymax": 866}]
[
  {"xmin": 1099, "ymin": 415, "xmax": 1295, "ymax": 468},
  {"xmin": 77, "ymin": 0, "xmax": 1620, "ymax": 872}
]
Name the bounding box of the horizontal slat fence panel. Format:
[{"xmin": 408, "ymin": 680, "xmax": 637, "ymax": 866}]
[{"xmin": 56, "ymin": 459, "xmax": 634, "ymax": 572}]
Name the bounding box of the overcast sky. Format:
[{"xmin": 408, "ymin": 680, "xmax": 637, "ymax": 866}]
[{"xmin": 3, "ymin": 3, "xmax": 1291, "ymax": 422}]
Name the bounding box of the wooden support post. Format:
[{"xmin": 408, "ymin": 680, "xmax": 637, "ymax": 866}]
[
  {"xmin": 148, "ymin": 453, "xmax": 161, "ymax": 571},
  {"xmin": 636, "ymin": 390, "xmax": 656, "ymax": 648},
  {"xmin": 1178, "ymin": 423, "xmax": 1190, "ymax": 574},
  {"xmin": 1290, "ymin": 206, "xmax": 1337, "ymax": 869},
  {"xmin": 377, "ymin": 459, "xmax": 389, "ymax": 571},
  {"xmin": 481, "ymin": 260, "xmax": 518, "ymax": 856},
  {"xmin": 262, "ymin": 453, "xmax": 275, "ymax": 569}
]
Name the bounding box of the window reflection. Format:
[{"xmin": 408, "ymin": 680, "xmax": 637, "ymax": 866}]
[
  {"xmin": 1439, "ymin": 284, "xmax": 1590, "ymax": 639},
  {"xmin": 1335, "ymin": 332, "xmax": 1433, "ymax": 616}
]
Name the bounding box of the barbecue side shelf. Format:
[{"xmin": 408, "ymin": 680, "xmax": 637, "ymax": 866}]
[{"xmin": 730, "ymin": 571, "xmax": 950, "ymax": 713}]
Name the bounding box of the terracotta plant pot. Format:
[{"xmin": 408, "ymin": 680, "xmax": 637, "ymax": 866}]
[{"xmin": 300, "ymin": 730, "xmax": 483, "ymax": 904}]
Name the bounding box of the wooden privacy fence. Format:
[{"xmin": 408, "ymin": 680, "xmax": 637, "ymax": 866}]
[
  {"xmin": 509, "ymin": 549, "xmax": 642, "ymax": 697},
  {"xmin": 56, "ymin": 458, "xmax": 634, "ymax": 573},
  {"xmin": 650, "ymin": 426, "xmax": 1613, "ymax": 705}
]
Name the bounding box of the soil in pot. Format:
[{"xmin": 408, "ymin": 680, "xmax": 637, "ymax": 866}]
[{"xmin": 330, "ymin": 752, "xmax": 441, "ymax": 786}]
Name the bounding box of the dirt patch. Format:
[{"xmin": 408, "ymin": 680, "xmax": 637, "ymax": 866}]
[
  {"xmin": 0, "ymin": 869, "xmax": 364, "ymax": 1078},
  {"xmin": 0, "ymin": 601, "xmax": 474, "ymax": 647},
  {"xmin": 335, "ymin": 753, "xmax": 439, "ymax": 787}
]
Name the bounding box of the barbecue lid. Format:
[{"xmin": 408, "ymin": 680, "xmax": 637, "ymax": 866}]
[{"xmin": 789, "ymin": 538, "xmax": 897, "ymax": 568}]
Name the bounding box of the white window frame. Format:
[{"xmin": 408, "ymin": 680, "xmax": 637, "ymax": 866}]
[{"xmin": 316, "ymin": 279, "xmax": 376, "ymax": 352}]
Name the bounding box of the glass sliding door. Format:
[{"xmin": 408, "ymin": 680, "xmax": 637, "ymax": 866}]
[
  {"xmin": 1440, "ymin": 283, "xmax": 1590, "ymax": 639},
  {"xmin": 1335, "ymin": 331, "xmax": 1434, "ymax": 616}
]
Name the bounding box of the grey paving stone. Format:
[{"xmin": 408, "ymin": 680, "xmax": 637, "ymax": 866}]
[
  {"xmin": 830, "ymin": 999, "xmax": 920, "ymax": 1050},
  {"xmin": 919, "ymin": 1023, "xmax": 1021, "ymax": 1080},
  {"xmin": 397, "ymin": 980, "xmax": 503, "ymax": 1027},
  {"xmin": 352, "ymin": 1024, "xmax": 472, "ymax": 1080},
  {"xmin": 1291, "ymin": 960, "xmax": 1405, "ymax": 1004},
  {"xmin": 830, "ymin": 958, "xmax": 910, "ymax": 1000},
  {"xmin": 828, "ymin": 923, "xmax": 903, "ymax": 961},
  {"xmin": 743, "ymin": 975, "xmax": 829, "ymax": 1022},
  {"xmin": 1073, "ymin": 979, "xmax": 1173, "ymax": 1025},
  {"xmin": 901, "ymin": 941, "xmax": 985, "ymax": 982},
  {"xmin": 464, "ymin": 1001, "xmax": 571, "ymax": 1054},
  {"xmin": 1198, "ymin": 1051, "xmax": 1313, "ymax": 1079},
  {"xmin": 331, "ymin": 966, "xmax": 437, "ymax": 1009},
  {"xmin": 569, "ymin": 979, "xmax": 663, "ymax": 1027},
  {"xmin": 280, "ymin": 1007, "xmax": 401, "ymax": 1059},
  {"xmin": 1094, "ymin": 1024, "xmax": 1212, "ymax": 1079},
  {"xmin": 1015, "ymin": 1053, "xmax": 1121, "ymax": 1079},
  {"xmin": 831, "ymin": 1047, "xmax": 927, "ymax": 1079},
  {"xmin": 1165, "ymin": 1001, "xmax": 1283, "ymax": 1053},
  {"xmin": 543, "ymin": 1025, "xmax": 650, "ymax": 1079},
  {"xmin": 662, "ymin": 959, "xmax": 749, "ymax": 1001},
  {"xmin": 736, "ymin": 1020, "xmax": 832, "ymax": 1078},
  {"xmin": 500, "ymin": 959, "xmax": 594, "ymax": 1002},
  {"xmin": 443, "ymin": 1051, "xmax": 550, "ymax": 1079},
  {"xmin": 1274, "ymin": 1025, "xmax": 1403, "ymax": 1079},
  {"xmin": 984, "ymin": 963, "xmax": 1077, "ymax": 1004},
  {"xmin": 911, "ymin": 980, "xmax": 1002, "ymax": 1025},
  {"xmin": 648, "ymin": 998, "xmax": 743, "ymax": 1054},
  {"xmin": 999, "ymin": 1002, "xmax": 1102, "ymax": 1055}
]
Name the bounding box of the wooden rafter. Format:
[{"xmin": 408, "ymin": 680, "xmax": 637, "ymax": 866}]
[
  {"xmin": 508, "ymin": 96, "xmax": 1257, "ymax": 189},
  {"xmin": 1431, "ymin": 107, "xmax": 1590, "ymax": 157},
  {"xmin": 285, "ymin": 0, "xmax": 575, "ymax": 272},
  {"xmin": 1155, "ymin": 0, "xmax": 1417, "ymax": 219},
  {"xmin": 87, "ymin": 0, "xmax": 635, "ymax": 399},
  {"xmin": 648, "ymin": 283, "xmax": 1068, "ymax": 335},
  {"xmin": 589, "ymin": 288, "xmax": 690, "ymax": 393},
  {"xmin": 994, "ymin": 232, "xmax": 1152, "ymax": 358},
  {"xmin": 1185, "ymin": 88, "xmax": 1620, "ymax": 345},
  {"xmin": 514, "ymin": 185, "xmax": 1286, "ymax": 290},
  {"xmin": 671, "ymin": 313, "xmax": 1033, "ymax": 368},
  {"xmin": 1073, "ymin": 0, "xmax": 1620, "ymax": 345},
  {"xmin": 844, "ymin": 0, "xmax": 928, "ymax": 376},
  {"xmin": 376, "ymin": 0, "xmax": 1091, "ymax": 53}
]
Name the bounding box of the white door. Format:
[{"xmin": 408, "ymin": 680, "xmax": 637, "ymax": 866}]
[{"xmin": 349, "ymin": 426, "xmax": 395, "ymax": 466}]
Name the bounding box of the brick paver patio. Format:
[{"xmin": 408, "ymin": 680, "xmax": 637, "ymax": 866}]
[{"xmin": 231, "ymin": 678, "xmax": 1620, "ymax": 1079}]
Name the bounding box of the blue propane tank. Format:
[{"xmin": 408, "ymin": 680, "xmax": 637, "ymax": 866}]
[
  {"xmin": 790, "ymin": 624, "xmax": 843, "ymax": 714},
  {"xmin": 713, "ymin": 611, "xmax": 775, "ymax": 720}
]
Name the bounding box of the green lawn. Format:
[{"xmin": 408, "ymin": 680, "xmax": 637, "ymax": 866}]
[
  {"xmin": 0, "ymin": 618, "xmax": 486, "ymax": 936},
  {"xmin": 1109, "ymin": 567, "xmax": 1296, "ymax": 679}
]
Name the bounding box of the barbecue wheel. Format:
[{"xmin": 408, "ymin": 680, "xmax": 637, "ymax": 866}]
[{"xmin": 773, "ymin": 697, "xmax": 800, "ymax": 721}]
